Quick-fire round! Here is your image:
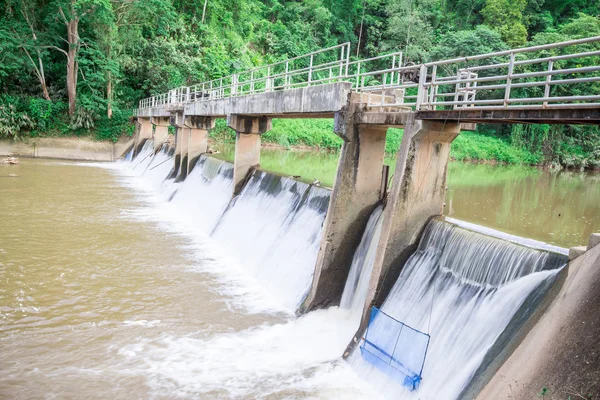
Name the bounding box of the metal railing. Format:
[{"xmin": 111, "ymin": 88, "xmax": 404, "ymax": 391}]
[
  {"xmin": 137, "ymin": 36, "xmax": 600, "ymax": 112},
  {"xmin": 415, "ymin": 35, "xmax": 600, "ymax": 110}
]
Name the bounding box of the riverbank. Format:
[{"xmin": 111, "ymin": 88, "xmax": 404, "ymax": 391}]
[
  {"xmin": 209, "ymin": 119, "xmax": 600, "ymax": 169},
  {"xmin": 0, "ymin": 137, "xmax": 133, "ymax": 162}
]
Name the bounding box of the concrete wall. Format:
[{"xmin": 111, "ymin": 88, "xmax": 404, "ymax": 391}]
[
  {"xmin": 179, "ymin": 82, "xmax": 352, "ymax": 118},
  {"xmin": 0, "ymin": 137, "xmax": 133, "ymax": 161},
  {"xmin": 476, "ymin": 240, "xmax": 600, "ymax": 399}
]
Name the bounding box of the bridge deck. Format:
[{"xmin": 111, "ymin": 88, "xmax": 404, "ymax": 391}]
[{"xmin": 416, "ymin": 108, "xmax": 600, "ymax": 125}]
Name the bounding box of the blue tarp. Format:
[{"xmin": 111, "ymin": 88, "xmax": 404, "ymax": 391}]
[{"xmin": 360, "ymin": 307, "xmax": 430, "ymax": 391}]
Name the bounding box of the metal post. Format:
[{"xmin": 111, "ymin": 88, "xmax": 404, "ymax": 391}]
[
  {"xmin": 285, "ymin": 62, "xmax": 289, "ymax": 89},
  {"xmin": 308, "ymin": 54, "xmax": 314, "ymax": 86},
  {"xmin": 504, "ymin": 52, "xmax": 515, "ymax": 108},
  {"xmin": 416, "ymin": 65, "xmax": 428, "ymax": 110},
  {"xmin": 345, "ymin": 43, "xmax": 350, "ymax": 77},
  {"xmin": 250, "ymin": 71, "xmax": 254, "ymax": 93},
  {"xmin": 543, "ymin": 60, "xmax": 553, "ymax": 108},
  {"xmin": 390, "ymin": 55, "xmax": 396, "ymax": 86},
  {"xmin": 356, "ymin": 62, "xmax": 361, "ymax": 89},
  {"xmin": 429, "ymin": 65, "xmax": 437, "ymax": 108},
  {"xmin": 267, "ymin": 66, "xmax": 272, "ymax": 91},
  {"xmin": 339, "ymin": 46, "xmax": 345, "ymax": 78}
]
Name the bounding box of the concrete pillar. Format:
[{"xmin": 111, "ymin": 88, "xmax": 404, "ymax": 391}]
[
  {"xmin": 301, "ymin": 98, "xmax": 388, "ymax": 311},
  {"xmin": 184, "ymin": 116, "xmax": 215, "ymax": 174},
  {"xmin": 134, "ymin": 117, "xmax": 153, "ymax": 157},
  {"xmin": 227, "ymin": 115, "xmax": 272, "ymax": 194},
  {"xmin": 345, "ymin": 115, "xmax": 460, "ymax": 355},
  {"xmin": 177, "ymin": 126, "xmax": 190, "ymax": 181},
  {"xmin": 151, "ymin": 117, "xmax": 170, "ymax": 153},
  {"xmin": 168, "ymin": 126, "xmax": 183, "ymax": 179}
]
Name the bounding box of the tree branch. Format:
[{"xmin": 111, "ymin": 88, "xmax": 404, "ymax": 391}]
[{"xmin": 44, "ymin": 45, "xmax": 69, "ymax": 58}]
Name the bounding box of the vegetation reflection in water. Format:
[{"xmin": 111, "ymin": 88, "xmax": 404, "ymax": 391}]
[{"xmin": 213, "ymin": 143, "xmax": 600, "ymax": 248}]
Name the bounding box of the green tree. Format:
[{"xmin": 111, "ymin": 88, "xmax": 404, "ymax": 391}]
[{"xmin": 482, "ymin": 0, "xmax": 528, "ymax": 46}]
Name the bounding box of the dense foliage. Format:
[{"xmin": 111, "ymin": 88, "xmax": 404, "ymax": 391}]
[{"xmin": 1, "ymin": 0, "xmax": 599, "ymax": 166}]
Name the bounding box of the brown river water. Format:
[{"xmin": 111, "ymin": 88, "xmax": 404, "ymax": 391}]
[
  {"xmin": 0, "ymin": 155, "xmax": 598, "ymax": 399},
  {"xmin": 0, "ymin": 159, "xmax": 376, "ymax": 399}
]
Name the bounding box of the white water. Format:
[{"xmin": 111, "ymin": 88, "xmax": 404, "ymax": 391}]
[
  {"xmin": 349, "ymin": 219, "xmax": 566, "ymax": 399},
  {"xmin": 171, "ymin": 155, "xmax": 235, "ymax": 234},
  {"xmin": 128, "ymin": 141, "xmax": 331, "ymax": 311},
  {"xmin": 213, "ymin": 170, "xmax": 330, "ymax": 310},
  {"xmin": 123, "ymin": 144, "xmax": 566, "ymax": 400},
  {"xmin": 340, "ymin": 205, "xmax": 384, "ymax": 314},
  {"xmin": 106, "ymin": 143, "xmax": 383, "ymax": 398}
]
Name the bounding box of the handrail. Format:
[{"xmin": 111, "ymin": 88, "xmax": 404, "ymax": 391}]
[{"xmin": 137, "ymin": 35, "xmax": 600, "ymax": 112}]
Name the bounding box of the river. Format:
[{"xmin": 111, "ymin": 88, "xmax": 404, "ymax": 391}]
[
  {"xmin": 0, "ymin": 159, "xmax": 378, "ymax": 399},
  {"xmin": 214, "ymin": 144, "xmax": 600, "ymax": 248},
  {"xmin": 0, "ymin": 149, "xmax": 597, "ymax": 399}
]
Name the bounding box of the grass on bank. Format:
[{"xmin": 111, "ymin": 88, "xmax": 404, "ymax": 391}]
[{"xmin": 209, "ymin": 118, "xmax": 540, "ymax": 165}]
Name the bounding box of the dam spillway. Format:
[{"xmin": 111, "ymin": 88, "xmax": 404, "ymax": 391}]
[
  {"xmin": 348, "ymin": 219, "xmax": 567, "ymax": 399},
  {"xmin": 131, "ymin": 140, "xmax": 330, "ymax": 311}
]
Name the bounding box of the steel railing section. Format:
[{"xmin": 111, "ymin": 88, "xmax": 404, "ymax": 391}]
[{"xmin": 137, "ymin": 36, "xmax": 600, "ymax": 112}]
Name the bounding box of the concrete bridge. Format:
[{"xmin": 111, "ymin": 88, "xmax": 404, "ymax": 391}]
[{"xmin": 132, "ymin": 36, "xmax": 600, "ymax": 348}]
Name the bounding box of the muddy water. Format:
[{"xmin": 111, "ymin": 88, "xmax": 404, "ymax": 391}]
[
  {"xmin": 0, "ymin": 159, "xmax": 376, "ymax": 399},
  {"xmin": 213, "ymin": 144, "xmax": 600, "ymax": 248}
]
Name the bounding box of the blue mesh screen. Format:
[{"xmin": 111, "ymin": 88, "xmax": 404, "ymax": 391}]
[{"xmin": 360, "ymin": 307, "xmax": 430, "ymax": 391}]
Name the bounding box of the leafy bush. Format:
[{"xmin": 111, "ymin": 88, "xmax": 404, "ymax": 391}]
[{"xmin": 0, "ymin": 104, "xmax": 35, "ymax": 140}]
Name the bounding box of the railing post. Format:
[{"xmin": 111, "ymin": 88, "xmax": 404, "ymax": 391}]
[
  {"xmin": 339, "ymin": 46, "xmax": 345, "ymax": 79},
  {"xmin": 543, "ymin": 60, "xmax": 553, "ymax": 108},
  {"xmin": 285, "ymin": 62, "xmax": 289, "ymax": 89},
  {"xmin": 504, "ymin": 52, "xmax": 515, "ymax": 108},
  {"xmin": 186, "ymin": 87, "xmax": 190, "ymax": 102},
  {"xmin": 390, "ymin": 55, "xmax": 396, "ymax": 86},
  {"xmin": 416, "ymin": 65, "xmax": 427, "ymax": 110},
  {"xmin": 345, "ymin": 43, "xmax": 350, "ymax": 77},
  {"xmin": 232, "ymin": 74, "xmax": 238, "ymax": 96},
  {"xmin": 267, "ymin": 66, "xmax": 272, "ymax": 91},
  {"xmin": 356, "ymin": 62, "xmax": 361, "ymax": 89},
  {"xmin": 429, "ymin": 65, "xmax": 437, "ymax": 109},
  {"xmin": 250, "ymin": 71, "xmax": 255, "ymax": 93},
  {"xmin": 308, "ymin": 54, "xmax": 314, "ymax": 86}
]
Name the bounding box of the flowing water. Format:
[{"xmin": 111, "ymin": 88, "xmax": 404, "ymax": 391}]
[
  {"xmin": 0, "ymin": 154, "xmax": 378, "ymax": 399},
  {"xmin": 214, "ymin": 143, "xmax": 600, "ymax": 248},
  {"xmin": 340, "ymin": 205, "xmax": 385, "ymax": 314},
  {"xmin": 0, "ymin": 139, "xmax": 587, "ymax": 400},
  {"xmin": 348, "ymin": 219, "xmax": 567, "ymax": 400}
]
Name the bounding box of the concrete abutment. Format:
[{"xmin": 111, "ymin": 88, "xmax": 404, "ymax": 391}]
[
  {"xmin": 302, "ymin": 99, "xmax": 391, "ymax": 312},
  {"xmin": 345, "ymin": 116, "xmax": 461, "ymax": 354},
  {"xmin": 186, "ymin": 116, "xmax": 215, "ymax": 174},
  {"xmin": 134, "ymin": 117, "xmax": 153, "ymax": 157},
  {"xmin": 151, "ymin": 117, "xmax": 170, "ymax": 153}
]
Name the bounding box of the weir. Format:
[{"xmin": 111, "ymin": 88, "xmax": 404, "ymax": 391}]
[
  {"xmin": 346, "ymin": 218, "xmax": 567, "ymax": 399},
  {"xmin": 126, "ymin": 36, "xmax": 600, "ymax": 399}
]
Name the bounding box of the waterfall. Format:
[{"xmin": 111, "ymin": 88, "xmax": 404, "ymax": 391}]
[
  {"xmin": 340, "ymin": 205, "xmax": 385, "ymax": 314},
  {"xmin": 128, "ymin": 148, "xmax": 330, "ymax": 311},
  {"xmin": 170, "ymin": 155, "xmax": 235, "ymax": 235},
  {"xmin": 212, "ymin": 170, "xmax": 330, "ymax": 310},
  {"xmin": 349, "ymin": 219, "xmax": 566, "ymax": 399}
]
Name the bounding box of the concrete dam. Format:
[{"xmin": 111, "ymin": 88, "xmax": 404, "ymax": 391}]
[{"xmin": 125, "ymin": 37, "xmax": 600, "ymax": 399}]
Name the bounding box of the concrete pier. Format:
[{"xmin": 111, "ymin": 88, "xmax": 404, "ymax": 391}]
[
  {"xmin": 185, "ymin": 116, "xmax": 214, "ymax": 174},
  {"xmin": 345, "ymin": 116, "xmax": 460, "ymax": 351},
  {"xmin": 135, "ymin": 117, "xmax": 153, "ymax": 157},
  {"xmin": 302, "ymin": 97, "xmax": 390, "ymax": 311},
  {"xmin": 177, "ymin": 126, "xmax": 190, "ymax": 181},
  {"xmin": 227, "ymin": 115, "xmax": 272, "ymax": 194},
  {"xmin": 151, "ymin": 117, "xmax": 170, "ymax": 153}
]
